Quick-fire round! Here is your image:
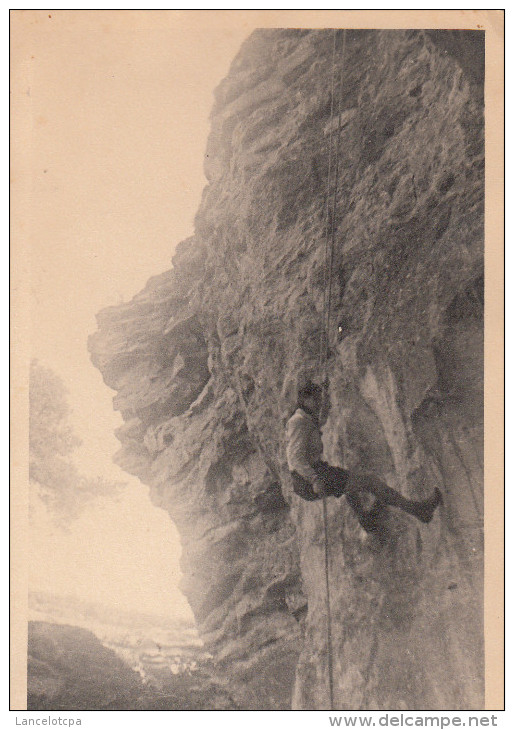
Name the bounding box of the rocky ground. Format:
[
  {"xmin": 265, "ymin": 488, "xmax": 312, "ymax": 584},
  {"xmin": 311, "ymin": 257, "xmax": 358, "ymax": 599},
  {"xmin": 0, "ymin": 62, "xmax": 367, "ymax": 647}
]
[
  {"xmin": 89, "ymin": 30, "xmax": 484, "ymax": 710},
  {"xmin": 27, "ymin": 621, "xmax": 237, "ymax": 710}
]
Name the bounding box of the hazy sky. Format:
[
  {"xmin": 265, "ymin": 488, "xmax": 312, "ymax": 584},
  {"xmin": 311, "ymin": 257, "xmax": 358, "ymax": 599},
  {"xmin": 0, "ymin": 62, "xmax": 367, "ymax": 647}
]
[{"xmin": 16, "ymin": 10, "xmax": 250, "ymax": 621}]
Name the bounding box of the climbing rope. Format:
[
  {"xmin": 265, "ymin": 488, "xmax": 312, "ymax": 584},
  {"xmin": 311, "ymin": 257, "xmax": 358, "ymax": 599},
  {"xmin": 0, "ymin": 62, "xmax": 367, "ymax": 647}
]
[
  {"xmin": 318, "ymin": 28, "xmax": 348, "ymax": 712},
  {"xmin": 321, "ymin": 27, "xmax": 348, "ymax": 381},
  {"xmin": 321, "ymin": 30, "xmax": 338, "ymax": 345}
]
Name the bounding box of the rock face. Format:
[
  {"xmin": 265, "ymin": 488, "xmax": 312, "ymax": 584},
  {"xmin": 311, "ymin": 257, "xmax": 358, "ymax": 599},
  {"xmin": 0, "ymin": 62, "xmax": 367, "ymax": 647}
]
[
  {"xmin": 89, "ymin": 30, "xmax": 484, "ymax": 710},
  {"xmin": 27, "ymin": 621, "xmax": 145, "ymax": 710}
]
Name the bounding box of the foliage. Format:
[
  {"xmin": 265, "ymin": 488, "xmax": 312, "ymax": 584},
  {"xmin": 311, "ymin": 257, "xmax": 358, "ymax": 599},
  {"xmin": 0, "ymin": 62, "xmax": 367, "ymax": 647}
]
[{"xmin": 29, "ymin": 360, "xmax": 123, "ymax": 526}]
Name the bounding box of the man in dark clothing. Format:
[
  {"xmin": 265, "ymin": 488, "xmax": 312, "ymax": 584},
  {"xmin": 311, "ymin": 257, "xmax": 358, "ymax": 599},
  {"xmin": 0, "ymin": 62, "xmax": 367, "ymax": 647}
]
[{"xmin": 285, "ymin": 381, "xmax": 442, "ymax": 532}]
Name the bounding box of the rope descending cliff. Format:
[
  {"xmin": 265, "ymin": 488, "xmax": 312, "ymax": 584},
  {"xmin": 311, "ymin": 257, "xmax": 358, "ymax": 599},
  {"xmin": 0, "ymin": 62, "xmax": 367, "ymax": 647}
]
[{"xmin": 318, "ymin": 27, "xmax": 348, "ymax": 711}]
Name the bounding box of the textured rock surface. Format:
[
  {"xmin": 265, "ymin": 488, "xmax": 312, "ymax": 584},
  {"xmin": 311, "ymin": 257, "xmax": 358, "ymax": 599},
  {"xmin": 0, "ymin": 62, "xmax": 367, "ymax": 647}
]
[
  {"xmin": 27, "ymin": 621, "xmax": 145, "ymax": 710},
  {"xmin": 90, "ymin": 29, "xmax": 484, "ymax": 710},
  {"xmin": 27, "ymin": 621, "xmax": 239, "ymax": 710}
]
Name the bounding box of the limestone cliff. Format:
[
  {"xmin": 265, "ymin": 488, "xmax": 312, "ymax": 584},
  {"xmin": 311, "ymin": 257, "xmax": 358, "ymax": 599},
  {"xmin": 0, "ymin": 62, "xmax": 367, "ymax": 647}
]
[{"xmin": 89, "ymin": 29, "xmax": 484, "ymax": 710}]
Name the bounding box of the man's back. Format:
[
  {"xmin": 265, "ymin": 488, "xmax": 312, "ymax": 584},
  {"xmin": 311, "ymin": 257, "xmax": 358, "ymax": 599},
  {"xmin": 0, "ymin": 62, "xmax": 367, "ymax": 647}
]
[{"xmin": 285, "ymin": 408, "xmax": 323, "ymax": 481}]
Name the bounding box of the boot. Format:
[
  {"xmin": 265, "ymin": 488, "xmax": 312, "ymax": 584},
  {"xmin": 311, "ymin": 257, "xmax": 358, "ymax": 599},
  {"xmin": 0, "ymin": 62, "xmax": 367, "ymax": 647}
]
[{"xmin": 414, "ymin": 488, "xmax": 443, "ymax": 523}]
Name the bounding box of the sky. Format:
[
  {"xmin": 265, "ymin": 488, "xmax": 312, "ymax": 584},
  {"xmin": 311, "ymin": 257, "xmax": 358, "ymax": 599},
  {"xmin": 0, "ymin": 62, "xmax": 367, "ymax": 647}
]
[{"xmin": 14, "ymin": 10, "xmax": 250, "ymax": 622}]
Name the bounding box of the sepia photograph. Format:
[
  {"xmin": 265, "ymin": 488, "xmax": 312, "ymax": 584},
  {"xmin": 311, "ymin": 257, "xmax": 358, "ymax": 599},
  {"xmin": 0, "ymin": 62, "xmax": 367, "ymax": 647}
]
[{"xmin": 10, "ymin": 9, "xmax": 503, "ymax": 715}]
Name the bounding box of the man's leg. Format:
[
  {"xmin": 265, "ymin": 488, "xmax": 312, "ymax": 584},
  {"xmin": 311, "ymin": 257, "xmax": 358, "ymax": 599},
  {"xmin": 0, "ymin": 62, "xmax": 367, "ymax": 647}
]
[
  {"xmin": 347, "ymin": 473, "xmax": 442, "ymax": 523},
  {"xmin": 345, "ymin": 489, "xmax": 384, "ymax": 533},
  {"xmin": 313, "ymin": 462, "xmax": 349, "ymax": 498}
]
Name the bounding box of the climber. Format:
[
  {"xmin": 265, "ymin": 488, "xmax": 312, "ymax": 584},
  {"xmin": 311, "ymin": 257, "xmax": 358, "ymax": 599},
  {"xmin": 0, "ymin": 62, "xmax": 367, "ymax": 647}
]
[{"xmin": 285, "ymin": 381, "xmax": 442, "ymax": 533}]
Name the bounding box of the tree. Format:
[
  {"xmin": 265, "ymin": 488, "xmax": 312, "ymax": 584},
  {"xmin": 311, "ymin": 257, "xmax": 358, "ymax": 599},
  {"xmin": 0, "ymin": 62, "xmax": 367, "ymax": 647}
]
[{"xmin": 29, "ymin": 360, "xmax": 123, "ymax": 526}]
